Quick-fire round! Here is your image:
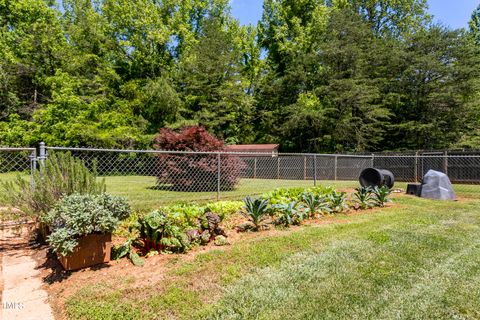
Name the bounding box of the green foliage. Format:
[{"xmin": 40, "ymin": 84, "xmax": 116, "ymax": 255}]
[
  {"xmin": 353, "ymin": 187, "xmax": 375, "ymax": 210},
  {"xmin": 328, "ymin": 191, "xmax": 348, "ymax": 213},
  {"xmin": 204, "ymin": 201, "xmax": 243, "ymax": 221},
  {"xmin": 135, "ymin": 210, "xmax": 191, "ymax": 253},
  {"xmin": 2, "ymin": 152, "xmax": 106, "ymax": 216},
  {"xmin": 372, "ymin": 186, "xmax": 392, "ymax": 207},
  {"xmin": 301, "ymin": 192, "xmax": 331, "ymax": 217},
  {"xmin": 0, "ymin": 0, "xmax": 478, "ymax": 152},
  {"xmin": 274, "ymin": 201, "xmax": 305, "ymax": 227},
  {"xmin": 162, "ymin": 201, "xmax": 242, "ymax": 228},
  {"xmin": 262, "ymin": 187, "xmax": 305, "ymax": 204},
  {"xmin": 241, "ymin": 196, "xmax": 270, "ymax": 231},
  {"xmin": 43, "ymin": 193, "xmax": 131, "ymax": 256},
  {"xmin": 469, "ymin": 4, "xmax": 480, "ymax": 44},
  {"xmin": 162, "ymin": 204, "xmax": 205, "ymax": 229},
  {"xmin": 111, "ymin": 238, "xmax": 145, "ymax": 266}
]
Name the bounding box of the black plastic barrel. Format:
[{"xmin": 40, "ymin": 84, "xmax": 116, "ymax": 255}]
[{"xmin": 359, "ymin": 168, "xmax": 395, "ymax": 189}]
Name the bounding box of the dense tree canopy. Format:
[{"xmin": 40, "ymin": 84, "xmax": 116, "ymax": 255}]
[{"xmin": 0, "ymin": 0, "xmax": 479, "ymax": 152}]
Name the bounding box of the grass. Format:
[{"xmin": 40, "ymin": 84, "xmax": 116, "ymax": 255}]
[
  {"xmin": 103, "ymin": 176, "xmax": 362, "ymax": 211},
  {"xmin": 1, "ymin": 172, "xmax": 478, "ymax": 211},
  {"xmin": 64, "ymin": 192, "xmax": 480, "ymax": 319}
]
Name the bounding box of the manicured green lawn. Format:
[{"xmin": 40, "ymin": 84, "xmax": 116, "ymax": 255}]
[
  {"xmin": 103, "ymin": 176, "xmax": 362, "ymax": 211},
  {"xmin": 65, "ymin": 194, "xmax": 480, "ymax": 319}
]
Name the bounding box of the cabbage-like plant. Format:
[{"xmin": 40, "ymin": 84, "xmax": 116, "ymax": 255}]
[
  {"xmin": 352, "ymin": 187, "xmax": 375, "ymax": 210},
  {"xmin": 328, "ymin": 191, "xmax": 348, "ymax": 213},
  {"xmin": 373, "ymin": 186, "xmax": 392, "ymax": 207},
  {"xmin": 301, "ymin": 192, "xmax": 332, "ymax": 217},
  {"xmin": 43, "ymin": 193, "xmax": 131, "ymax": 257},
  {"xmin": 274, "ymin": 201, "xmax": 305, "ymax": 227},
  {"xmin": 242, "ymin": 196, "xmax": 270, "ymax": 231}
]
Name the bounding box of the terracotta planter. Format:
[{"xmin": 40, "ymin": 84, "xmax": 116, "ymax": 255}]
[{"xmin": 58, "ymin": 233, "xmax": 112, "ymax": 271}]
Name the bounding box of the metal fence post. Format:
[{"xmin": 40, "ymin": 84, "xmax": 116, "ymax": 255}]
[
  {"xmin": 313, "ymin": 155, "xmax": 317, "ymax": 186},
  {"xmin": 444, "ymin": 151, "xmax": 448, "ymax": 176},
  {"xmin": 29, "ymin": 149, "xmax": 37, "ymax": 188},
  {"xmin": 253, "ymin": 157, "xmax": 257, "ymax": 179},
  {"xmin": 371, "ymin": 153, "xmax": 375, "ymax": 167},
  {"xmin": 334, "ymin": 155, "xmax": 338, "ymax": 181},
  {"xmin": 277, "ymin": 156, "xmax": 280, "ymax": 179},
  {"xmin": 39, "ymin": 142, "xmax": 46, "ymax": 165},
  {"xmin": 414, "ymin": 151, "xmax": 419, "ymax": 182},
  {"xmin": 303, "ymin": 156, "xmax": 307, "ymax": 180},
  {"xmin": 217, "ymin": 153, "xmax": 221, "ymax": 201}
]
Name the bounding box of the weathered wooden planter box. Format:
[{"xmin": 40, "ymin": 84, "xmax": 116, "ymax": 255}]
[{"xmin": 58, "ymin": 233, "xmax": 112, "ymax": 271}]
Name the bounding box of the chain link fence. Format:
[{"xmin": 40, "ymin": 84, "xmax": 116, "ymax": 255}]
[{"xmin": 1, "ymin": 144, "xmax": 480, "ymax": 211}]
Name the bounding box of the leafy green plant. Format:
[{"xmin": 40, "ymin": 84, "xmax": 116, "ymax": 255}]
[
  {"xmin": 262, "ymin": 187, "xmax": 305, "ymax": 204},
  {"xmin": 328, "ymin": 191, "xmax": 348, "ymax": 213},
  {"xmin": 162, "ymin": 204, "xmax": 204, "ymax": 228},
  {"xmin": 111, "ymin": 238, "xmax": 144, "ymax": 266},
  {"xmin": 43, "ymin": 193, "xmax": 131, "ymax": 257},
  {"xmin": 307, "ymin": 185, "xmax": 335, "ymax": 197},
  {"xmin": 241, "ymin": 196, "xmax": 270, "ymax": 231},
  {"xmin": 301, "ymin": 192, "xmax": 332, "ymax": 217},
  {"xmin": 135, "ymin": 210, "xmax": 190, "ymax": 253},
  {"xmin": 274, "ymin": 201, "xmax": 305, "ymax": 227},
  {"xmin": 352, "ymin": 187, "xmax": 375, "ymax": 210},
  {"xmin": 205, "ymin": 201, "xmax": 243, "ymax": 220},
  {"xmin": 373, "ymin": 186, "xmax": 392, "ymax": 207},
  {"xmin": 2, "ymin": 152, "xmax": 106, "ymax": 216}
]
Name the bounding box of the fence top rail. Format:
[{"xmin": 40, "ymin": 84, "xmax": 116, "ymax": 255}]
[
  {"xmin": 374, "ymin": 155, "xmax": 480, "ymax": 159},
  {"xmin": 0, "ymin": 147, "xmax": 36, "ymax": 152},
  {"xmin": 45, "ymin": 146, "xmax": 374, "ymax": 158}
]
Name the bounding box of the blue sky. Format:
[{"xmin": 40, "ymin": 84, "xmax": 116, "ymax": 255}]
[{"xmin": 231, "ymin": 0, "xmax": 479, "ymax": 29}]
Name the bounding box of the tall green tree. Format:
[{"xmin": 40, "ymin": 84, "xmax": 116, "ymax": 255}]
[
  {"xmin": 469, "ymin": 3, "xmax": 480, "ymax": 44},
  {"xmin": 177, "ymin": 17, "xmax": 254, "ymax": 143}
]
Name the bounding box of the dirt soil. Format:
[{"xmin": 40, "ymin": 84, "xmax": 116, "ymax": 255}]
[{"xmin": 1, "ymin": 223, "xmax": 54, "ymax": 320}]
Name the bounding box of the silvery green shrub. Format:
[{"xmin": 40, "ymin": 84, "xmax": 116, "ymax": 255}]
[{"xmin": 43, "ymin": 193, "xmax": 131, "ymax": 256}]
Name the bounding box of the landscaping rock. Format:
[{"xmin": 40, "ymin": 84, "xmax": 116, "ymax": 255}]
[
  {"xmin": 214, "ymin": 235, "xmax": 229, "ymax": 246},
  {"xmin": 420, "ymin": 170, "xmax": 456, "ymax": 200}
]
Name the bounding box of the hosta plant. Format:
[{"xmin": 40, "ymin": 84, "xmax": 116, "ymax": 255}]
[
  {"xmin": 242, "ymin": 196, "xmax": 270, "ymax": 231},
  {"xmin": 328, "ymin": 191, "xmax": 348, "ymax": 213},
  {"xmin": 43, "ymin": 193, "xmax": 131, "ymax": 257},
  {"xmin": 373, "ymin": 186, "xmax": 392, "ymax": 207},
  {"xmin": 352, "ymin": 187, "xmax": 375, "ymax": 210}
]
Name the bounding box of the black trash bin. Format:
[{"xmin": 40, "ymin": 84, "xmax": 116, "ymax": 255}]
[{"xmin": 359, "ymin": 168, "xmax": 395, "ymax": 189}]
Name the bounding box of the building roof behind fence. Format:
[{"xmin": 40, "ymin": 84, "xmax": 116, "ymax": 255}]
[{"xmin": 225, "ymin": 144, "xmax": 279, "ymax": 153}]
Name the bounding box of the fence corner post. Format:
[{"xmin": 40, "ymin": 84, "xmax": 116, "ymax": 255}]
[
  {"xmin": 313, "ymin": 155, "xmax": 317, "ymax": 186},
  {"xmin": 217, "ymin": 153, "xmax": 221, "ymax": 201},
  {"xmin": 39, "ymin": 142, "xmax": 46, "ymax": 165}
]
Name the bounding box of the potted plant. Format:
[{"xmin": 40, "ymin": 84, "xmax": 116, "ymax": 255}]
[{"xmin": 43, "ymin": 193, "xmax": 131, "ymax": 270}]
